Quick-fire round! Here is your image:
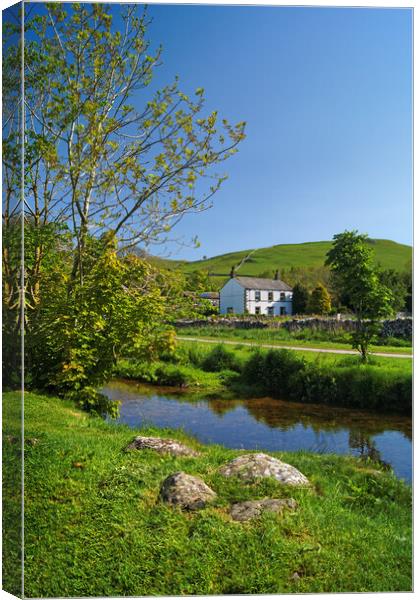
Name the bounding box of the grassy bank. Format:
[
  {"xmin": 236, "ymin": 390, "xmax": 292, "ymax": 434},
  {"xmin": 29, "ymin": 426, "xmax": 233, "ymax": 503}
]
[
  {"xmin": 3, "ymin": 391, "xmax": 412, "ymax": 595},
  {"xmin": 115, "ymin": 341, "xmax": 412, "ymax": 413},
  {"xmin": 176, "ymin": 326, "xmax": 412, "ymax": 354}
]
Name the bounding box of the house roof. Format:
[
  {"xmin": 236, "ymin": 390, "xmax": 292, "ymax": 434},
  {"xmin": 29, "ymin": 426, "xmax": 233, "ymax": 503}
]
[
  {"xmin": 233, "ymin": 276, "xmax": 292, "ymax": 292},
  {"xmin": 200, "ymin": 292, "xmax": 220, "ymax": 299}
]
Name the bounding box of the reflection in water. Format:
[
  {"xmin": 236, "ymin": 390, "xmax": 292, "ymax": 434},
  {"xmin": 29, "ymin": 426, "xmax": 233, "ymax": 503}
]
[
  {"xmin": 102, "ymin": 380, "xmax": 412, "ymax": 482},
  {"xmin": 348, "ymin": 430, "xmax": 390, "ymax": 470}
]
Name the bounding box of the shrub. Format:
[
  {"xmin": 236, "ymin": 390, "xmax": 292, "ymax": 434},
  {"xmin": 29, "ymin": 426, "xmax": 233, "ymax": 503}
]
[
  {"xmin": 154, "ymin": 364, "xmax": 191, "ymax": 387},
  {"xmin": 296, "ymin": 365, "xmax": 338, "ymax": 405},
  {"xmin": 114, "ymin": 360, "xmax": 157, "ymax": 383},
  {"xmin": 201, "ymin": 344, "xmax": 241, "ymax": 373},
  {"xmin": 242, "ymin": 349, "xmax": 305, "ymax": 397},
  {"xmin": 241, "ymin": 350, "xmax": 411, "ymax": 413},
  {"xmin": 187, "ymin": 345, "xmax": 208, "ymax": 368}
]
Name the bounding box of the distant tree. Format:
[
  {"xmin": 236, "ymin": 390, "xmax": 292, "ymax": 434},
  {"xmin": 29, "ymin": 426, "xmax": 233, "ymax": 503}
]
[
  {"xmin": 258, "ymin": 269, "xmax": 274, "ymax": 279},
  {"xmin": 308, "ymin": 283, "xmax": 331, "ymax": 315},
  {"xmin": 185, "ymin": 269, "xmax": 218, "ymax": 292},
  {"xmin": 281, "ymin": 265, "xmax": 331, "ymax": 290},
  {"xmin": 405, "ymin": 280, "xmax": 412, "ymax": 313},
  {"xmin": 377, "ymin": 268, "xmax": 411, "ymax": 313},
  {"xmin": 186, "ymin": 270, "xmax": 210, "ymax": 292},
  {"xmin": 292, "ymin": 282, "xmax": 310, "ymax": 314},
  {"xmin": 325, "ymin": 230, "xmax": 394, "ymax": 361}
]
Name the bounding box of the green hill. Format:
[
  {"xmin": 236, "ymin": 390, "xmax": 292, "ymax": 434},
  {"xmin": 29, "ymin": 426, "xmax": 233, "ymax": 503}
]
[{"xmin": 158, "ymin": 239, "xmax": 411, "ymax": 289}]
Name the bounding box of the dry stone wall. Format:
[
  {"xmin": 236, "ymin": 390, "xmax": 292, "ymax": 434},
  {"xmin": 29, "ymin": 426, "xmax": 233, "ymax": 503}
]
[{"xmin": 174, "ymin": 316, "xmax": 412, "ymax": 340}]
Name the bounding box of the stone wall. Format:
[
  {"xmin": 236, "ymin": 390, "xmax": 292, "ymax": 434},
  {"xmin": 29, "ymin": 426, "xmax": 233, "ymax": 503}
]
[{"xmin": 174, "ymin": 316, "xmax": 412, "ymax": 340}]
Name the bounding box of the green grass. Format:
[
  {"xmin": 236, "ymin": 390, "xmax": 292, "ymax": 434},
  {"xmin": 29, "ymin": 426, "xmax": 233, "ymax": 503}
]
[
  {"xmin": 113, "ymin": 342, "xmax": 412, "ymax": 412},
  {"xmin": 176, "ymin": 326, "xmax": 413, "ymax": 356},
  {"xmin": 177, "ymin": 339, "xmax": 412, "ymax": 372},
  {"xmin": 114, "ymin": 358, "xmax": 226, "ymax": 394},
  {"xmin": 162, "ymin": 239, "xmax": 412, "ymax": 285},
  {"xmin": 2, "ymin": 391, "xmax": 412, "ymax": 595}
]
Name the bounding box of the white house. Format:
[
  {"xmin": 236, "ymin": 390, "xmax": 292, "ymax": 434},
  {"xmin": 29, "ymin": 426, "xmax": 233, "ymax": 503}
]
[{"xmin": 219, "ymin": 275, "xmax": 293, "ymax": 316}]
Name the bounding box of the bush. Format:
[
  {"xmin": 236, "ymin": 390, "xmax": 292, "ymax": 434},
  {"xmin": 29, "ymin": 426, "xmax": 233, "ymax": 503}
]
[
  {"xmin": 115, "ymin": 360, "xmax": 194, "ymax": 387},
  {"xmin": 242, "ymin": 349, "xmax": 305, "ymax": 397},
  {"xmin": 201, "ymin": 344, "xmax": 241, "ymax": 373},
  {"xmin": 296, "ymin": 365, "xmax": 338, "ymax": 405},
  {"xmin": 187, "ymin": 345, "xmax": 208, "ymax": 368},
  {"xmin": 240, "ymin": 349, "xmax": 411, "ymax": 413},
  {"xmin": 154, "ymin": 364, "xmax": 191, "ymax": 387},
  {"xmin": 332, "ymin": 367, "xmax": 412, "ymax": 412},
  {"xmin": 114, "ymin": 360, "xmax": 157, "ymax": 383}
]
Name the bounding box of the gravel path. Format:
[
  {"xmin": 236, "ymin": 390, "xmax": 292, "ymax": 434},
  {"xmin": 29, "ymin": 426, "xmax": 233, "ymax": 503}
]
[{"xmin": 176, "ymin": 336, "xmax": 412, "ymax": 359}]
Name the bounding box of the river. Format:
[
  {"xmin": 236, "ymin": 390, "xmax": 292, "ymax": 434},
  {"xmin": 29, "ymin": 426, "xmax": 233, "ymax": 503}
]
[{"xmin": 103, "ymin": 379, "xmax": 412, "ymax": 483}]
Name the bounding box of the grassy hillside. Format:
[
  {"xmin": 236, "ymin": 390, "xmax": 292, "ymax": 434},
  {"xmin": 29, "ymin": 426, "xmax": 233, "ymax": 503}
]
[
  {"xmin": 182, "ymin": 239, "xmax": 411, "ymax": 276},
  {"xmin": 152, "ymin": 239, "xmax": 411, "ymax": 288}
]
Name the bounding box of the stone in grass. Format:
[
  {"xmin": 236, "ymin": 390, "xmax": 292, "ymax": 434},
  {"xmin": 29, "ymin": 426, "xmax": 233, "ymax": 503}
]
[
  {"xmin": 159, "ymin": 471, "xmax": 217, "ymax": 511},
  {"xmin": 125, "ymin": 436, "xmax": 200, "ymax": 457},
  {"xmin": 219, "ymin": 453, "xmax": 310, "ymax": 486},
  {"xmin": 230, "ymin": 498, "xmax": 298, "ymax": 522}
]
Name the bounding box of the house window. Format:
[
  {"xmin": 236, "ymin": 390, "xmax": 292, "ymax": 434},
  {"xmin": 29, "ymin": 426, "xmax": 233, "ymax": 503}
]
[
  {"xmin": 268, "ymin": 291, "xmax": 273, "ymax": 301},
  {"xmin": 255, "ymin": 290, "xmax": 261, "ymax": 301},
  {"xmin": 255, "ymin": 306, "xmax": 261, "ymax": 315},
  {"xmin": 280, "ymin": 307, "xmax": 286, "ymax": 316},
  {"xmin": 267, "ymin": 306, "xmax": 274, "ymax": 316},
  {"xmin": 280, "ymin": 292, "xmax": 286, "ymax": 301},
  {"xmin": 226, "ymin": 307, "xmax": 234, "ymax": 315}
]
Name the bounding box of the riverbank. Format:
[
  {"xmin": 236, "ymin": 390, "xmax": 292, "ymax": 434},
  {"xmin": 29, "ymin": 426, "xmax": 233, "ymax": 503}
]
[
  {"xmin": 3, "ymin": 391, "xmax": 412, "ymax": 595},
  {"xmin": 114, "ymin": 341, "xmax": 412, "ymax": 413}
]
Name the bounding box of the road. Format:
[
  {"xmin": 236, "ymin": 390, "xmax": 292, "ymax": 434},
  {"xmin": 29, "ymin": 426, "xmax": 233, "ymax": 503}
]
[{"xmin": 176, "ymin": 336, "xmax": 413, "ymax": 359}]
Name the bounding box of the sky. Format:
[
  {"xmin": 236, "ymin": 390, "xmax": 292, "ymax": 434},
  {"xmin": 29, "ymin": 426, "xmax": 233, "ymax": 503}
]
[
  {"xmin": 141, "ymin": 4, "xmax": 412, "ymax": 260},
  {"xmin": 10, "ymin": 2, "xmax": 413, "ymax": 261}
]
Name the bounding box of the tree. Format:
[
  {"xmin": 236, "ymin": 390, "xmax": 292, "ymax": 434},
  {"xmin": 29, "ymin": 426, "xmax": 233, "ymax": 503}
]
[
  {"xmin": 308, "ymin": 283, "xmax": 331, "ymax": 315},
  {"xmin": 2, "ymin": 4, "xmax": 246, "ymax": 399},
  {"xmin": 377, "ymin": 268, "xmax": 411, "ymax": 313},
  {"xmin": 325, "ymin": 231, "xmax": 394, "ymax": 361},
  {"xmin": 26, "ymin": 239, "xmax": 176, "ymax": 415},
  {"xmin": 19, "ymin": 3, "xmax": 245, "ymax": 290},
  {"xmin": 292, "ymin": 282, "xmax": 309, "ymax": 314},
  {"xmin": 186, "ymin": 269, "xmax": 213, "ymax": 292}
]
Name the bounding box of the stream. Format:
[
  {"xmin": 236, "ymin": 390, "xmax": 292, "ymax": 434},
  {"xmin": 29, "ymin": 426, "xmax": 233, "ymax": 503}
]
[{"xmin": 103, "ymin": 379, "xmax": 412, "ymax": 482}]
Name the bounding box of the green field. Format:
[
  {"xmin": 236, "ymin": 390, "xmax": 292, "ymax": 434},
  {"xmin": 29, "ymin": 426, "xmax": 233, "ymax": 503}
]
[
  {"xmin": 177, "ymin": 339, "xmax": 413, "ymax": 372},
  {"xmin": 156, "ymin": 239, "xmax": 412, "ymax": 286},
  {"xmin": 176, "ymin": 327, "xmax": 413, "ymax": 356},
  {"xmin": 3, "ymin": 391, "xmax": 412, "ymax": 596}
]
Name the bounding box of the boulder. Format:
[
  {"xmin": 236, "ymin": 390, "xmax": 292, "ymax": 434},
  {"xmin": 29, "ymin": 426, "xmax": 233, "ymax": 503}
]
[
  {"xmin": 125, "ymin": 436, "xmax": 200, "ymax": 457},
  {"xmin": 230, "ymin": 498, "xmax": 298, "ymax": 522},
  {"xmin": 159, "ymin": 471, "xmax": 217, "ymax": 510},
  {"xmin": 219, "ymin": 453, "xmax": 310, "ymax": 486}
]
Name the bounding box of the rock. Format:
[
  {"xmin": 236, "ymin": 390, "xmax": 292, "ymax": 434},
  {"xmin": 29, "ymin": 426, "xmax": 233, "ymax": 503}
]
[
  {"xmin": 230, "ymin": 498, "xmax": 298, "ymax": 522},
  {"xmin": 159, "ymin": 472, "xmax": 217, "ymax": 510},
  {"xmin": 25, "ymin": 437, "xmax": 39, "ymax": 446},
  {"xmin": 219, "ymin": 453, "xmax": 310, "ymax": 486},
  {"xmin": 125, "ymin": 436, "xmax": 200, "ymax": 457}
]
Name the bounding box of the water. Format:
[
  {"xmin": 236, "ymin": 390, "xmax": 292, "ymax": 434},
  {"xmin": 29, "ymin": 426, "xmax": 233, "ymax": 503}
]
[{"xmin": 103, "ymin": 380, "xmax": 412, "ymax": 483}]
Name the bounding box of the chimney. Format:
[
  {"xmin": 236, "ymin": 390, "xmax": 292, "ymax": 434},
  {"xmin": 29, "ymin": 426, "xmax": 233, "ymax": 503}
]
[
  {"xmin": 274, "ymin": 269, "xmax": 279, "ymax": 280},
  {"xmin": 230, "ymin": 265, "xmax": 236, "ymax": 278}
]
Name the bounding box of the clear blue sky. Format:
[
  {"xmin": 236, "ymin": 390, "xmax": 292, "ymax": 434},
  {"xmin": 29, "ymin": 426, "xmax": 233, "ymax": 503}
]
[
  {"xmin": 18, "ymin": 2, "xmax": 412, "ymax": 260},
  {"xmin": 140, "ymin": 4, "xmax": 412, "ymax": 261}
]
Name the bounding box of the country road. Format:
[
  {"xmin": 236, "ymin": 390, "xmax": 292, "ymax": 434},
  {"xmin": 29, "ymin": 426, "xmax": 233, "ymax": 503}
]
[{"xmin": 176, "ymin": 336, "xmax": 413, "ymax": 359}]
